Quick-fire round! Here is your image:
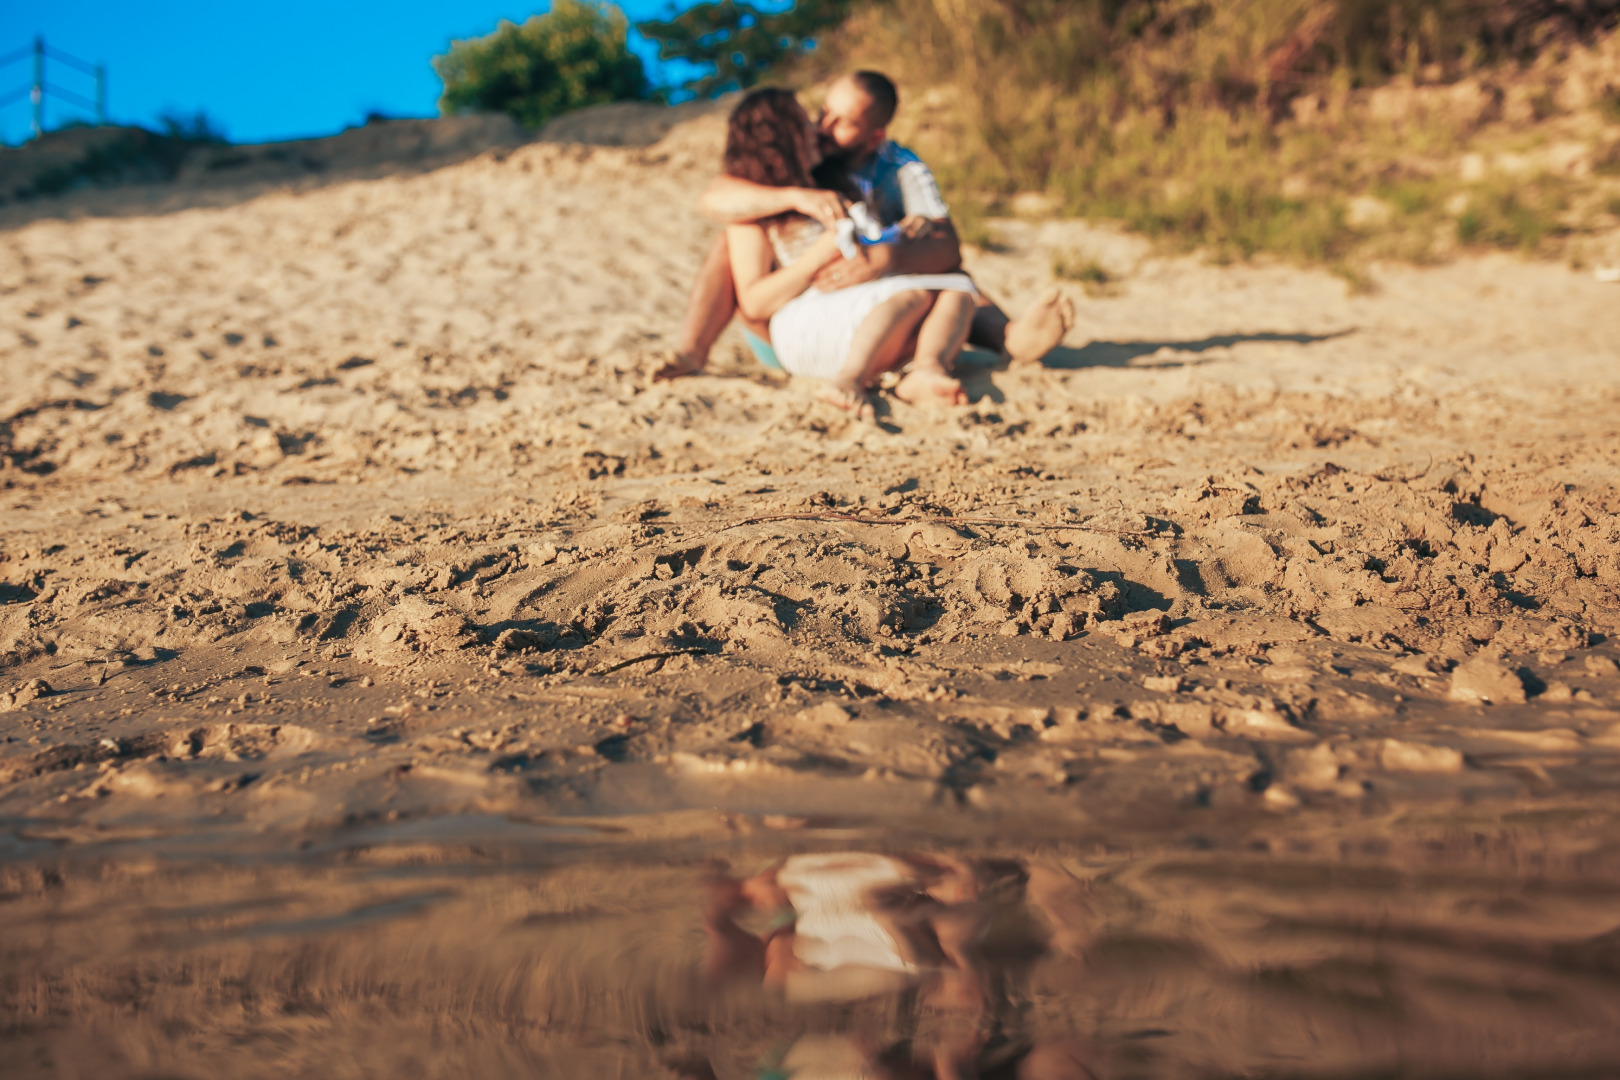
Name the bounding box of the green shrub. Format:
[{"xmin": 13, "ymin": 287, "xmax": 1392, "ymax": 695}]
[
  {"xmin": 638, "ymin": 0, "xmax": 855, "ymax": 97},
  {"xmin": 1453, "ymin": 178, "xmax": 1569, "ymax": 250},
  {"xmin": 1052, "ymin": 250, "xmax": 1121, "ymax": 295},
  {"xmin": 25, "ymin": 117, "xmax": 229, "ymax": 198},
  {"xmin": 1596, "ymin": 139, "xmax": 1620, "ymax": 175},
  {"xmin": 434, "ymin": 1, "xmax": 647, "ymax": 128},
  {"xmin": 158, "ymin": 109, "xmax": 229, "ymax": 144}
]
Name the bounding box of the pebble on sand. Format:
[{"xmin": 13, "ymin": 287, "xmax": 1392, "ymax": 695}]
[
  {"xmin": 1447, "ymin": 653, "xmax": 1528, "ymax": 705},
  {"xmin": 1380, "ymin": 738, "xmax": 1465, "ymax": 774}
]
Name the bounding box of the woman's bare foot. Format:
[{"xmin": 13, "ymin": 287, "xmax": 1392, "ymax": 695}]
[
  {"xmin": 816, "ymin": 379, "xmax": 877, "ymax": 421},
  {"xmin": 894, "ymin": 368, "xmax": 969, "ymax": 406},
  {"xmin": 1004, "ymin": 287, "xmax": 1075, "ymax": 365},
  {"xmin": 650, "ymin": 349, "xmax": 706, "ymax": 382}
]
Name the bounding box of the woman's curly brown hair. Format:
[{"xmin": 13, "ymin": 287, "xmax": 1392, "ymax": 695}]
[{"xmin": 722, "ymin": 88, "xmax": 814, "ymax": 189}]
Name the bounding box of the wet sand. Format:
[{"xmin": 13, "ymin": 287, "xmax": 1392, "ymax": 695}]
[{"xmin": 2, "ymin": 107, "xmax": 1619, "ymax": 1075}]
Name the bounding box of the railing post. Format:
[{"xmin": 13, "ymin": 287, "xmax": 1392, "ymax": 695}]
[
  {"xmin": 96, "ymin": 63, "xmax": 106, "ymax": 125},
  {"xmin": 31, "ymin": 36, "xmax": 43, "ymax": 138}
]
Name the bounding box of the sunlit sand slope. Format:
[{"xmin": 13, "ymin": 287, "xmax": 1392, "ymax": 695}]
[{"xmin": 1, "ymin": 105, "xmax": 1618, "ymax": 835}]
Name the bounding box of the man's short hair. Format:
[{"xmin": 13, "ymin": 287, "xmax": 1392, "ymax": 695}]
[{"xmin": 850, "ymin": 70, "xmax": 898, "ymax": 128}]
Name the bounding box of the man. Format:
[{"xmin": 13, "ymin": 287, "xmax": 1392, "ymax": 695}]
[{"xmin": 654, "ymin": 70, "xmax": 1075, "ymax": 381}]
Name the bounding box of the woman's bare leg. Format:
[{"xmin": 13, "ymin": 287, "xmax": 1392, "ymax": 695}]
[
  {"xmin": 655, "ymin": 233, "xmax": 735, "ymax": 381},
  {"xmin": 895, "ymin": 290, "xmax": 975, "ymax": 406},
  {"xmin": 816, "ymin": 289, "xmax": 935, "ymax": 419}
]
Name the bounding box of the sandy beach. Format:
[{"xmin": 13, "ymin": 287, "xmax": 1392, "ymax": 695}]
[{"xmin": 3, "ymin": 105, "xmax": 1620, "ymax": 1075}]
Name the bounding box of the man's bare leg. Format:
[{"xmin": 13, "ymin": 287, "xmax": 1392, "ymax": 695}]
[
  {"xmin": 818, "ymin": 289, "xmax": 936, "ymax": 420},
  {"xmin": 895, "ymin": 290, "xmax": 974, "ymax": 406},
  {"xmin": 968, "ymin": 287, "xmax": 1076, "ymax": 365},
  {"xmin": 968, "ymin": 294, "xmax": 1011, "ymax": 352},
  {"xmin": 654, "ymin": 233, "xmax": 736, "ymax": 381}
]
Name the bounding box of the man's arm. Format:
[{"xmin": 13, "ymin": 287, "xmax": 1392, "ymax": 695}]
[
  {"xmin": 893, "ymin": 214, "xmax": 964, "ymax": 273},
  {"xmin": 815, "ymin": 151, "xmax": 963, "ymax": 290},
  {"xmin": 811, "ymin": 215, "xmax": 963, "ymax": 291},
  {"xmin": 699, "ymin": 175, "xmax": 847, "ymax": 229}
]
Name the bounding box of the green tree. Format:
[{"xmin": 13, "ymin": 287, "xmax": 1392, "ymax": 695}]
[
  {"xmin": 434, "ymin": 1, "xmax": 649, "ymax": 128},
  {"xmin": 637, "ymin": 0, "xmax": 855, "ymax": 97}
]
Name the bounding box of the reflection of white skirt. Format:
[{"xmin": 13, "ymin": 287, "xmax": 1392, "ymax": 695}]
[{"xmin": 768, "ymin": 273, "xmax": 978, "ymax": 380}]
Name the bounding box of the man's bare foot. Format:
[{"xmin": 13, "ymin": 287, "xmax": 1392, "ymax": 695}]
[
  {"xmin": 815, "ymin": 379, "xmax": 876, "ymax": 421},
  {"xmin": 894, "ymin": 368, "xmax": 969, "ymax": 406},
  {"xmin": 651, "ymin": 349, "xmax": 706, "ymax": 382},
  {"xmin": 1004, "ymin": 287, "xmax": 1075, "ymax": 365}
]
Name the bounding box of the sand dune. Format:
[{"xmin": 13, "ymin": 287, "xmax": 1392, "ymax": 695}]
[{"xmin": 1, "ymin": 103, "xmax": 1619, "ymax": 840}]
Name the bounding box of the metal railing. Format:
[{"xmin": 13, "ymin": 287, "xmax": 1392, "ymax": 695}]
[{"xmin": 0, "ymin": 37, "xmax": 107, "ymax": 140}]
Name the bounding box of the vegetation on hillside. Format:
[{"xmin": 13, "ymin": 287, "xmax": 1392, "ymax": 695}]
[
  {"xmin": 435, "ymin": 0, "xmax": 648, "ymax": 128},
  {"xmin": 649, "ymin": 0, "xmax": 1620, "ymax": 267},
  {"xmin": 8, "ymin": 112, "xmax": 229, "ymax": 201},
  {"xmin": 638, "ymin": 0, "xmax": 856, "ymax": 96}
]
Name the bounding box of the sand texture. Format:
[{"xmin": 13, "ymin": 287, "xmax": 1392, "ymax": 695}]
[
  {"xmin": 1, "ymin": 104, "xmax": 1619, "ymax": 840},
  {"xmin": 4, "ymin": 103, "xmax": 1620, "ymax": 1079}
]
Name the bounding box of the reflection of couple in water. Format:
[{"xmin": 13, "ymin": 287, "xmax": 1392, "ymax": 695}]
[
  {"xmin": 680, "ymin": 850, "xmax": 1100, "ymax": 1080},
  {"xmin": 657, "ymin": 72, "xmax": 1076, "ymax": 421}
]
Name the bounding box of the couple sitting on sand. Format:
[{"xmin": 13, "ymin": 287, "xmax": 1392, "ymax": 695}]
[{"xmin": 656, "ymin": 71, "xmax": 1075, "ymax": 418}]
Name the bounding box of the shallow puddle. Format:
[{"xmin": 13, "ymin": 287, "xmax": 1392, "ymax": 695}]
[{"xmin": 4, "ymin": 800, "xmax": 1619, "ymax": 1078}]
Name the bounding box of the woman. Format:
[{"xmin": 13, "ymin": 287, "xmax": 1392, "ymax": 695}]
[{"xmin": 723, "ymin": 88, "xmax": 979, "ymax": 418}]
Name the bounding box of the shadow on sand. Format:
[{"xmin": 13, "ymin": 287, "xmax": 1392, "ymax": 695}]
[
  {"xmin": 948, "ymin": 328, "xmax": 1355, "ymax": 407},
  {"xmin": 1043, "ymin": 328, "xmax": 1356, "ymax": 370}
]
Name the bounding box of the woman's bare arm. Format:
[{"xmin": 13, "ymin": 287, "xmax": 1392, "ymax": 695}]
[
  {"xmin": 728, "ymin": 223, "xmax": 842, "ymax": 322},
  {"xmin": 700, "ymin": 175, "xmax": 848, "ymax": 229}
]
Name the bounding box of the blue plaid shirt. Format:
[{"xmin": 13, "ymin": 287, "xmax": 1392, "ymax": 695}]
[{"xmin": 846, "ymin": 142, "xmax": 950, "ymax": 227}]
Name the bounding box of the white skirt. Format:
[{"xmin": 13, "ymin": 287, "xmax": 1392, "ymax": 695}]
[{"xmin": 768, "ymin": 273, "xmax": 978, "ymax": 380}]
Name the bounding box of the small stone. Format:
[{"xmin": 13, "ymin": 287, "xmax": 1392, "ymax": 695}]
[
  {"xmin": 1221, "ymin": 707, "xmax": 1311, "ymax": 742},
  {"xmin": 1143, "ymin": 674, "xmax": 1183, "ymax": 693},
  {"xmin": 0, "ymin": 678, "xmax": 54, "ymax": 711},
  {"xmin": 1379, "ymin": 738, "xmax": 1464, "ymax": 774},
  {"xmin": 1290, "ymin": 742, "xmax": 1342, "ymax": 791},
  {"xmin": 1263, "ymin": 785, "xmax": 1301, "ymax": 810},
  {"xmin": 1346, "ymin": 195, "xmax": 1393, "ymax": 228},
  {"xmin": 1123, "ymin": 611, "xmax": 1171, "ymax": 635},
  {"xmin": 494, "ymin": 628, "xmax": 547, "ymax": 652},
  {"xmin": 1138, "ymin": 637, "xmax": 1182, "ymax": 659},
  {"xmin": 1391, "ymin": 653, "xmax": 1445, "ymax": 677},
  {"xmin": 1159, "ymin": 702, "xmax": 1216, "ymax": 739},
  {"xmin": 1585, "ymin": 655, "xmax": 1620, "ymax": 677},
  {"xmin": 1449, "ymin": 653, "xmax": 1526, "ymax": 704}
]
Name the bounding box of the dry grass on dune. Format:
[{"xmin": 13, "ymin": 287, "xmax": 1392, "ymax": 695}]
[{"xmin": 799, "ymin": 0, "xmax": 1620, "ymax": 269}]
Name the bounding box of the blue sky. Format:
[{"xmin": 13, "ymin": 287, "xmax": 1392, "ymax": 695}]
[{"xmin": 0, "ymin": 1, "xmax": 712, "ymax": 146}]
